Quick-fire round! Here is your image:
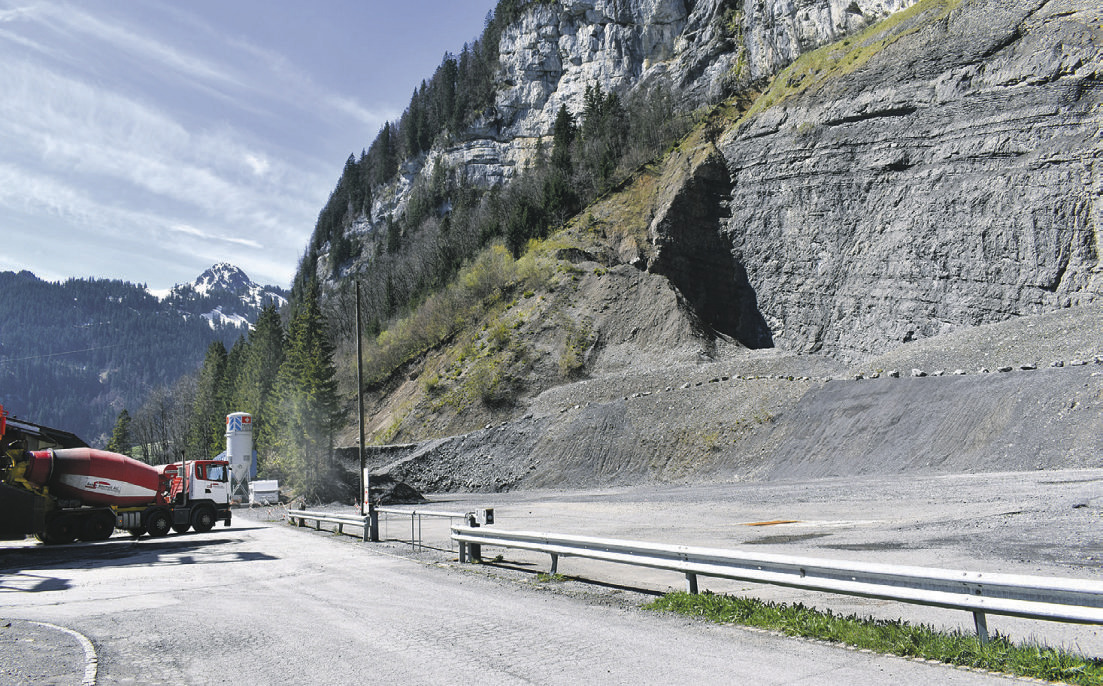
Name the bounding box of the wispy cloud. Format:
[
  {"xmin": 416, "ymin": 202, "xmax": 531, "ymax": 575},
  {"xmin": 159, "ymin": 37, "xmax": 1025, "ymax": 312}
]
[
  {"xmin": 22, "ymin": 1, "xmax": 249, "ymax": 93},
  {"xmin": 0, "ymin": 0, "xmax": 412, "ymax": 288},
  {"xmin": 0, "ymin": 59, "xmax": 312, "ymax": 228},
  {"xmin": 170, "ymin": 224, "xmax": 263, "ymax": 250}
]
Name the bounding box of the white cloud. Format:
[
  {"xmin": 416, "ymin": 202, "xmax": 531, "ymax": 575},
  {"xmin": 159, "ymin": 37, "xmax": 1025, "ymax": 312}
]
[
  {"xmin": 0, "ymin": 58, "xmax": 317, "ymax": 241},
  {"xmin": 27, "ymin": 1, "xmax": 247, "ymax": 93},
  {"xmin": 0, "ymin": 0, "xmax": 398, "ymax": 288},
  {"xmin": 243, "ymin": 153, "xmax": 270, "ymax": 177},
  {"xmin": 169, "ymin": 223, "xmax": 263, "ymax": 250}
]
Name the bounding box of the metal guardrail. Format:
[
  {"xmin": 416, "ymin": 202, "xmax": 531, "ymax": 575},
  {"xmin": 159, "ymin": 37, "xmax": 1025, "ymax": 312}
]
[
  {"xmin": 450, "ymin": 526, "xmax": 1103, "ymax": 643},
  {"xmin": 288, "ymin": 509, "xmax": 371, "ymax": 539},
  {"xmin": 288, "ymin": 507, "xmax": 491, "ymax": 550}
]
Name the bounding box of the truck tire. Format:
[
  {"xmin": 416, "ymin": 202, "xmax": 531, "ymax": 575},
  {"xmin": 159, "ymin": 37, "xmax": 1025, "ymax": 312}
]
[
  {"xmin": 44, "ymin": 514, "xmax": 78, "ymax": 545},
  {"xmin": 78, "ymin": 512, "xmax": 115, "ymax": 542},
  {"xmin": 191, "ymin": 506, "xmax": 216, "ymax": 533},
  {"xmin": 144, "ymin": 508, "xmax": 172, "ymax": 538}
]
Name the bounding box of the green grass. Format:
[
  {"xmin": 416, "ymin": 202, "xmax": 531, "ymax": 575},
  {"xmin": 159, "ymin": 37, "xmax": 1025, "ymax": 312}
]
[
  {"xmin": 742, "ymin": 0, "xmax": 966, "ymax": 121},
  {"xmin": 646, "ymin": 592, "xmax": 1103, "ymax": 685}
]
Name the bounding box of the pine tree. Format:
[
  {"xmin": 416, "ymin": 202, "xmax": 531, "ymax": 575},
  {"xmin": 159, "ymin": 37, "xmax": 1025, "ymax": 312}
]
[
  {"xmin": 545, "ymin": 104, "xmax": 579, "ymax": 228},
  {"xmin": 188, "ymin": 341, "xmax": 228, "ymax": 460},
  {"xmin": 551, "ymin": 104, "xmax": 576, "ymax": 174},
  {"xmin": 232, "ymin": 305, "xmax": 285, "ymax": 461},
  {"xmin": 106, "ymin": 409, "xmax": 132, "ymax": 454},
  {"xmin": 270, "ymin": 281, "xmax": 343, "ymax": 502}
]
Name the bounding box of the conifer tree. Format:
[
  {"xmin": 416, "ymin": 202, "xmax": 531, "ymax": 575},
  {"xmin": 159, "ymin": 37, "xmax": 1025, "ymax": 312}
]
[
  {"xmin": 106, "ymin": 409, "xmax": 132, "ymax": 454},
  {"xmin": 270, "ymin": 281, "xmax": 343, "ymax": 502},
  {"xmin": 222, "ymin": 335, "xmax": 247, "ymax": 413},
  {"xmin": 232, "ymin": 304, "xmax": 285, "ymax": 459},
  {"xmin": 188, "ymin": 341, "xmax": 228, "ymax": 460},
  {"xmin": 544, "ymin": 104, "xmax": 579, "ymax": 228}
]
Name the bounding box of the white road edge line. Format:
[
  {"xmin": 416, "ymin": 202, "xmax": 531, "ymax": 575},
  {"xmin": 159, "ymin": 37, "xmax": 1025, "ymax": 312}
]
[{"xmin": 30, "ymin": 621, "xmax": 97, "ymax": 686}]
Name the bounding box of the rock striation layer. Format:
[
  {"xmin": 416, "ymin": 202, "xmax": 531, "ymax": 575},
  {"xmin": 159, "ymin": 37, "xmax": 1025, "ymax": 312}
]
[{"xmin": 713, "ymin": 0, "xmax": 1101, "ymax": 360}]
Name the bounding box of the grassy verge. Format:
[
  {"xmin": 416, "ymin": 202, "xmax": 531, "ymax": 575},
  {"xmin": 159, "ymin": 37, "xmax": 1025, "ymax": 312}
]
[{"xmin": 646, "ymin": 592, "xmax": 1103, "ymax": 685}]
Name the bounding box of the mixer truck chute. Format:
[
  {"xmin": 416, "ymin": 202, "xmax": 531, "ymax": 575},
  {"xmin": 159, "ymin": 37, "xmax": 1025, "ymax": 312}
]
[{"xmin": 1, "ymin": 406, "xmax": 232, "ymax": 544}]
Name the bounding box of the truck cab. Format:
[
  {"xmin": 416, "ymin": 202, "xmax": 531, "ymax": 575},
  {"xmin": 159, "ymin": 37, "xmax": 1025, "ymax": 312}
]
[{"xmin": 158, "ymin": 460, "xmax": 232, "ymax": 533}]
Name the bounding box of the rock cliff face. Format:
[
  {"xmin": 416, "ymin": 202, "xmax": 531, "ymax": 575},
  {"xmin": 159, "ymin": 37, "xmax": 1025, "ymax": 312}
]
[
  {"xmin": 353, "ymin": 0, "xmax": 1103, "ymax": 492},
  {"xmin": 710, "ymin": 0, "xmax": 1101, "ymax": 360},
  {"xmin": 399, "ymin": 0, "xmax": 920, "ymax": 214}
]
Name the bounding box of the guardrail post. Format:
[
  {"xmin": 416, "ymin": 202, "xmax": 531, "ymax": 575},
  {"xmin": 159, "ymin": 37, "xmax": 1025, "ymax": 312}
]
[
  {"xmin": 465, "ymin": 515, "xmax": 482, "ymax": 562},
  {"xmin": 368, "ymin": 505, "xmax": 379, "ymax": 542},
  {"xmin": 973, "ymin": 611, "xmax": 989, "ymax": 644},
  {"xmin": 685, "ymin": 573, "xmax": 699, "ymax": 595},
  {"xmin": 550, "ymin": 553, "xmax": 559, "ymax": 574}
]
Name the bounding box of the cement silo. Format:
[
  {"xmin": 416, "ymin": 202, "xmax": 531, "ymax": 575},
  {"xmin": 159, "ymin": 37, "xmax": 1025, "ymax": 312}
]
[{"xmin": 225, "ymin": 412, "xmax": 254, "ymax": 500}]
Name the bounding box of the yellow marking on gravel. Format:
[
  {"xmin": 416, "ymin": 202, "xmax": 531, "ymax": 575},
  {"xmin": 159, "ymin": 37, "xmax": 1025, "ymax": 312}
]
[{"xmin": 743, "ymin": 520, "xmax": 800, "ymax": 527}]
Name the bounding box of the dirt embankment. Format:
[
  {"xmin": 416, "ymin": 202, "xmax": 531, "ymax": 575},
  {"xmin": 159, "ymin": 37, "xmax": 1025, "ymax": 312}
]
[{"xmin": 373, "ymin": 304, "xmax": 1102, "ymax": 493}]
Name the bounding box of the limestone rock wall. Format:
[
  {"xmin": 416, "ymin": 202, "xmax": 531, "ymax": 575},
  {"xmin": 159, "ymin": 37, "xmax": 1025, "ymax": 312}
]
[
  {"xmin": 743, "ymin": 0, "xmax": 918, "ymax": 80},
  {"xmin": 716, "ymin": 0, "xmax": 1101, "ymax": 361},
  {"xmin": 387, "ymin": 0, "xmax": 904, "ymax": 224}
]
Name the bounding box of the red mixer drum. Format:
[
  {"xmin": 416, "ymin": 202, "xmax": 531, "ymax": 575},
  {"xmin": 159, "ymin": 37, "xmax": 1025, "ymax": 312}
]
[{"xmin": 27, "ymin": 448, "xmax": 163, "ymax": 506}]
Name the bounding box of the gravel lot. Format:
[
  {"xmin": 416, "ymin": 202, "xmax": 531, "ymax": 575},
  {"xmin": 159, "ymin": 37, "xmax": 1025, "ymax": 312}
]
[{"xmin": 298, "ymin": 467, "xmax": 1103, "ymax": 657}]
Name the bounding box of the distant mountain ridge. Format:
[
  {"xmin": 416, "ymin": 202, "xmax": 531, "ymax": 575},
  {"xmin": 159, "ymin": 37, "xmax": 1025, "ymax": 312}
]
[
  {"xmin": 0, "ymin": 264, "xmax": 287, "ymax": 445},
  {"xmin": 163, "ymin": 262, "xmax": 288, "ymax": 330}
]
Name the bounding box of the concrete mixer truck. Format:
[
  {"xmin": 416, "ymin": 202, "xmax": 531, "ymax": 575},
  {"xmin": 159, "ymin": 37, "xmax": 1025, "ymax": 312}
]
[{"xmin": 0, "ymin": 406, "xmax": 231, "ymax": 544}]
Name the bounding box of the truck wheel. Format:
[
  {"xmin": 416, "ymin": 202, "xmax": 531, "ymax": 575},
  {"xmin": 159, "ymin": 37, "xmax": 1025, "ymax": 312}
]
[
  {"xmin": 191, "ymin": 506, "xmax": 216, "ymax": 533},
  {"xmin": 144, "ymin": 508, "xmax": 172, "ymax": 538},
  {"xmin": 44, "ymin": 514, "xmax": 78, "ymax": 545},
  {"xmin": 79, "ymin": 512, "xmax": 115, "ymax": 542}
]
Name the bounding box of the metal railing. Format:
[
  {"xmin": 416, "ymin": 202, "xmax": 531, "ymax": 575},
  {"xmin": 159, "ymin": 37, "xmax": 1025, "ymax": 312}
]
[
  {"xmin": 450, "ymin": 526, "xmax": 1103, "ymax": 643},
  {"xmin": 374, "ymin": 506, "xmax": 482, "ymax": 551},
  {"xmin": 288, "ymin": 507, "xmax": 491, "ymax": 551},
  {"xmin": 288, "ymin": 509, "xmax": 371, "ymax": 539}
]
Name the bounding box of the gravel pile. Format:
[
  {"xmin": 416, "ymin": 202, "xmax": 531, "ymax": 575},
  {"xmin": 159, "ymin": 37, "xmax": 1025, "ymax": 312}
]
[{"xmin": 376, "ymin": 305, "xmax": 1101, "ymax": 493}]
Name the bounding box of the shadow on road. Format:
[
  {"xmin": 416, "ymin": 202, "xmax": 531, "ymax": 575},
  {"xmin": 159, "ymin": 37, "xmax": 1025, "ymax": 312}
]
[
  {"xmin": 0, "ymin": 533, "xmax": 278, "ymax": 583},
  {"xmin": 482, "ymin": 558, "xmax": 664, "ymax": 597}
]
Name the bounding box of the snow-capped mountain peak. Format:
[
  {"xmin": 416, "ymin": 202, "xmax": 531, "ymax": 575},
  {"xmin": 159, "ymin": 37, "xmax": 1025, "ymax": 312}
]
[
  {"xmin": 158, "ymin": 263, "xmax": 288, "ymax": 330},
  {"xmin": 193, "ymin": 262, "xmax": 253, "ymax": 296}
]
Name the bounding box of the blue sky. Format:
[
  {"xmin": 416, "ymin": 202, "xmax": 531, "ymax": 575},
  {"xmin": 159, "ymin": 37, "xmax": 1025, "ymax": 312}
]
[{"xmin": 0, "ymin": 0, "xmax": 495, "ymax": 290}]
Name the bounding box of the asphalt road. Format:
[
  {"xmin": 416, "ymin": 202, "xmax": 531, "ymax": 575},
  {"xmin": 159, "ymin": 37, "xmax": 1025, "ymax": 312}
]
[{"xmin": 0, "ymin": 500, "xmax": 1046, "ymax": 686}]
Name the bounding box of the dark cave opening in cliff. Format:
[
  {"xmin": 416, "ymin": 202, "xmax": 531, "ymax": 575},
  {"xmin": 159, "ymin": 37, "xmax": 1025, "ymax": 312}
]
[
  {"xmin": 657, "ymin": 244, "xmax": 774, "ymax": 349},
  {"xmin": 647, "ymin": 157, "xmax": 774, "ymax": 350}
]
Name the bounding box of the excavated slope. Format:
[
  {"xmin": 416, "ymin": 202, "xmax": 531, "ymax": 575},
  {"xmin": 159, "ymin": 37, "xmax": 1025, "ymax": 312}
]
[{"xmin": 372, "ymin": 305, "xmax": 1100, "ymax": 492}]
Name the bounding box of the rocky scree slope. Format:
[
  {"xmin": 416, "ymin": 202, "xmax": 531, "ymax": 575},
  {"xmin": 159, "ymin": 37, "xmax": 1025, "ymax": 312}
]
[{"xmin": 368, "ymin": 304, "xmax": 1101, "ymax": 493}]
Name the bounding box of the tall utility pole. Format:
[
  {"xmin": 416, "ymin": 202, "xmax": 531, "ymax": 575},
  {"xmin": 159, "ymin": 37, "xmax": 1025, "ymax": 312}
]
[{"xmin": 356, "ymin": 281, "xmax": 366, "ymax": 515}]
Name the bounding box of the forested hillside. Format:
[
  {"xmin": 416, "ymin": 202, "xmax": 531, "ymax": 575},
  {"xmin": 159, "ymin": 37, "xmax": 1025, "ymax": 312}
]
[{"xmin": 0, "ymin": 267, "xmax": 285, "ymax": 445}]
